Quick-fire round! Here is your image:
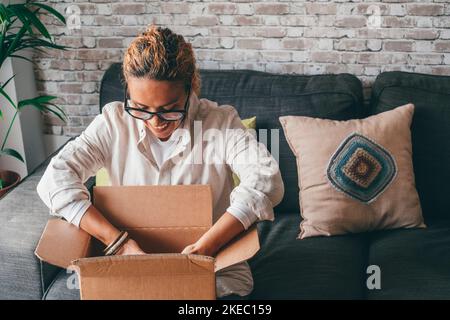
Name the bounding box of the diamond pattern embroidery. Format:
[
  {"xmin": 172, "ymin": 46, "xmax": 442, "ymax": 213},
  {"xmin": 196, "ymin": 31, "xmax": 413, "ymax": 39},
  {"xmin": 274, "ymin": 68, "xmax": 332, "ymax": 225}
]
[{"xmin": 327, "ymin": 133, "xmax": 397, "ymax": 203}]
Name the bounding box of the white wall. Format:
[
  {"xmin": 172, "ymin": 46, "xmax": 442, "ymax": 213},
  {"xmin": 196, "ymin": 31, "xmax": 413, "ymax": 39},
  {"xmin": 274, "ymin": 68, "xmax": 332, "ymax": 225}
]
[
  {"xmin": 0, "ymin": 58, "xmax": 28, "ymax": 179},
  {"xmin": 43, "ymin": 134, "xmax": 71, "ymax": 158},
  {"xmin": 0, "ymin": 54, "xmax": 49, "ymax": 179}
]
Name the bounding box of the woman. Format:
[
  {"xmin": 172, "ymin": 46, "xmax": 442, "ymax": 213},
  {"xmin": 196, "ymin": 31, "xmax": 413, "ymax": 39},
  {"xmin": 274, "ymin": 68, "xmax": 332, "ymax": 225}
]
[{"xmin": 37, "ymin": 25, "xmax": 284, "ymax": 299}]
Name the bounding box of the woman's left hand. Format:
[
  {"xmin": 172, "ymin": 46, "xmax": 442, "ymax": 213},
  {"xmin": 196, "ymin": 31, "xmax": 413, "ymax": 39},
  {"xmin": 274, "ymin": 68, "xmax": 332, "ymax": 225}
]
[
  {"xmin": 181, "ymin": 239, "xmax": 217, "ymax": 257},
  {"xmin": 181, "ymin": 212, "xmax": 245, "ymax": 257}
]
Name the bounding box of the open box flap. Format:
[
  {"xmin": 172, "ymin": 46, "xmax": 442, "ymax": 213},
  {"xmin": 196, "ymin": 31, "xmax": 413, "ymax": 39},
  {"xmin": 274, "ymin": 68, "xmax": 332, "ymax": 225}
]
[
  {"xmin": 93, "ymin": 185, "xmax": 213, "ymax": 252},
  {"xmin": 35, "ymin": 185, "xmax": 260, "ymax": 273},
  {"xmin": 34, "ymin": 218, "xmax": 92, "ymax": 269},
  {"xmin": 70, "ymin": 254, "xmax": 216, "ymax": 300},
  {"xmin": 93, "ymin": 185, "xmax": 213, "ymax": 228},
  {"xmin": 214, "ymin": 225, "xmax": 260, "ymax": 272}
]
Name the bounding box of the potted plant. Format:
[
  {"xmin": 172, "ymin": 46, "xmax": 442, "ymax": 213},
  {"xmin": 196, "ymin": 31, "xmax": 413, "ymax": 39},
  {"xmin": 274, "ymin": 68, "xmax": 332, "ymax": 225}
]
[{"xmin": 0, "ymin": 1, "xmax": 67, "ymax": 198}]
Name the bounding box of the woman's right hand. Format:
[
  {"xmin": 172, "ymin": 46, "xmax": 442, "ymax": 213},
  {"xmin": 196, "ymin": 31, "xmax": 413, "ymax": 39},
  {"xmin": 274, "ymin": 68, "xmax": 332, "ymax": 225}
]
[
  {"xmin": 115, "ymin": 238, "xmax": 146, "ymax": 255},
  {"xmin": 79, "ymin": 205, "xmax": 146, "ymax": 256}
]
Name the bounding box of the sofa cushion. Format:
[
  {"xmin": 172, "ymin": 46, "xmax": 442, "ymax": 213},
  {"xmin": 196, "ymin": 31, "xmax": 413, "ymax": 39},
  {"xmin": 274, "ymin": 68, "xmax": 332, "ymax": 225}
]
[
  {"xmin": 0, "ymin": 137, "xmax": 97, "ymax": 299},
  {"xmin": 43, "ymin": 269, "xmax": 80, "ymax": 300},
  {"xmin": 370, "ymin": 72, "xmax": 450, "ymax": 222},
  {"xmin": 248, "ymin": 213, "xmax": 369, "ymax": 299},
  {"xmin": 279, "ymin": 104, "xmax": 425, "ymax": 239},
  {"xmin": 0, "ymin": 167, "xmax": 49, "ymax": 299},
  {"xmin": 44, "ymin": 213, "xmax": 369, "ymax": 300},
  {"xmin": 100, "ymin": 66, "xmax": 365, "ymax": 214},
  {"xmin": 366, "ymin": 219, "xmax": 450, "ymax": 299}
]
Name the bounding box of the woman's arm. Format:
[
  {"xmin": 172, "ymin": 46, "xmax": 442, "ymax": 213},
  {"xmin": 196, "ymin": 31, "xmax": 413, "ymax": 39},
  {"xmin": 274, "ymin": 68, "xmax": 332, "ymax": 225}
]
[
  {"xmin": 80, "ymin": 204, "xmax": 145, "ymax": 255},
  {"xmin": 182, "ymin": 107, "xmax": 284, "ymax": 257},
  {"xmin": 37, "ymin": 103, "xmax": 144, "ymax": 255},
  {"xmin": 37, "ymin": 107, "xmax": 112, "ymax": 217},
  {"xmin": 181, "ymin": 212, "xmax": 244, "ymax": 256},
  {"xmin": 224, "ymin": 108, "xmax": 285, "ymax": 229}
]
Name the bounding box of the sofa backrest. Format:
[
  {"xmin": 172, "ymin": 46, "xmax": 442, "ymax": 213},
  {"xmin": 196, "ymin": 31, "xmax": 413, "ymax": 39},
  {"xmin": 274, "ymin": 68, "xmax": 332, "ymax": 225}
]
[
  {"xmin": 199, "ymin": 70, "xmax": 365, "ymax": 214},
  {"xmin": 370, "ymin": 71, "xmax": 450, "ymax": 222},
  {"xmin": 100, "ymin": 64, "xmax": 365, "ymax": 214}
]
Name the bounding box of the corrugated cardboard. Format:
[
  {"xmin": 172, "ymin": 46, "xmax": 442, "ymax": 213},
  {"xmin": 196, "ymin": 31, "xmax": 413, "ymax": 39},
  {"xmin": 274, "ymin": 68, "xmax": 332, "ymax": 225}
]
[{"xmin": 35, "ymin": 185, "xmax": 260, "ymax": 300}]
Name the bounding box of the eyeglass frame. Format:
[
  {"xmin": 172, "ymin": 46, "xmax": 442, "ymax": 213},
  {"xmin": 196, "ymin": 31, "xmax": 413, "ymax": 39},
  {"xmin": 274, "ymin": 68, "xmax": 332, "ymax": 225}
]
[{"xmin": 123, "ymin": 84, "xmax": 191, "ymax": 122}]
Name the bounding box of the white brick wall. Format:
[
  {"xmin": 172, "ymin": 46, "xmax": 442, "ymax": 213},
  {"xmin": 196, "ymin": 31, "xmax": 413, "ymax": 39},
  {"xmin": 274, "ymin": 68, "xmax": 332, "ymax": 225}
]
[{"xmin": 34, "ymin": 0, "xmax": 450, "ymax": 136}]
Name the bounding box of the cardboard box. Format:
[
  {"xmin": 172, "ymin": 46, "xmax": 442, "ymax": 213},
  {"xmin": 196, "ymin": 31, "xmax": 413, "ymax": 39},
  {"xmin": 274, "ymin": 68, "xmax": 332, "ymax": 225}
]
[{"xmin": 35, "ymin": 185, "xmax": 260, "ymax": 300}]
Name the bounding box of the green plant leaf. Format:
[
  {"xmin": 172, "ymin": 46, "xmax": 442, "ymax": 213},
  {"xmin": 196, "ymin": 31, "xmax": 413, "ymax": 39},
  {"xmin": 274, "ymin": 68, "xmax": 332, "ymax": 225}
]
[
  {"xmin": 42, "ymin": 105, "xmax": 66, "ymax": 122},
  {"xmin": 32, "ymin": 95, "xmax": 58, "ymax": 103},
  {"xmin": 19, "ymin": 6, "xmax": 51, "ymax": 39},
  {"xmin": 46, "ymin": 103, "xmax": 67, "ymax": 118},
  {"xmin": 0, "ymin": 108, "xmax": 2, "ymax": 120},
  {"xmin": 18, "ymin": 95, "xmax": 67, "ymax": 122},
  {"xmin": 0, "ymin": 148, "xmax": 24, "ymax": 163},
  {"xmin": 4, "ymin": 22, "xmax": 29, "ymax": 59},
  {"xmin": 9, "ymin": 54, "xmax": 34, "ymax": 64},
  {"xmin": 14, "ymin": 44, "xmax": 50, "ymax": 58},
  {"xmin": 0, "ymin": 4, "xmax": 9, "ymax": 20},
  {"xmin": 0, "ymin": 86, "xmax": 17, "ymax": 109},
  {"xmin": 17, "ymin": 97, "xmax": 41, "ymax": 109},
  {"xmin": 18, "ymin": 95, "xmax": 56, "ymax": 108},
  {"xmin": 31, "ymin": 3, "xmax": 66, "ymax": 24},
  {"xmin": 15, "ymin": 37, "xmax": 67, "ymax": 52},
  {"xmin": 7, "ymin": 5, "xmax": 33, "ymax": 35},
  {"xmin": 1, "ymin": 74, "xmax": 15, "ymax": 89}
]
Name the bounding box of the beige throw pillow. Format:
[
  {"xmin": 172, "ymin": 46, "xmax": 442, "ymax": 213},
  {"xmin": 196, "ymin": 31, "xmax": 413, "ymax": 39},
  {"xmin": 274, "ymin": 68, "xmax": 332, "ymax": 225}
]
[{"xmin": 279, "ymin": 103, "xmax": 425, "ymax": 239}]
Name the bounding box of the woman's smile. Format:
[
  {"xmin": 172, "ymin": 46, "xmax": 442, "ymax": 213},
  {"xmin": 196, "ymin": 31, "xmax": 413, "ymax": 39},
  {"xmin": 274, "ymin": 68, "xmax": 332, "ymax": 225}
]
[
  {"xmin": 153, "ymin": 121, "xmax": 169, "ymax": 131},
  {"xmin": 145, "ymin": 118, "xmax": 179, "ymax": 141},
  {"xmin": 153, "ymin": 122, "xmax": 169, "ymax": 131}
]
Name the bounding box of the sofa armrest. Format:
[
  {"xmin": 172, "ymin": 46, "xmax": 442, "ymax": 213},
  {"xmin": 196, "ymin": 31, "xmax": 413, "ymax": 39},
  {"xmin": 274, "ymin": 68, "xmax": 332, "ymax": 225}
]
[
  {"xmin": 0, "ymin": 138, "xmax": 97, "ymax": 299},
  {"xmin": 0, "ymin": 162, "xmax": 55, "ymax": 299}
]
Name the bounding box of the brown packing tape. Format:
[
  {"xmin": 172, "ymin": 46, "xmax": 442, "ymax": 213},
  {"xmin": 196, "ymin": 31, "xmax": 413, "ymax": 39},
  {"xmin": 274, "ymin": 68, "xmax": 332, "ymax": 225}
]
[{"xmin": 70, "ymin": 254, "xmax": 216, "ymax": 300}]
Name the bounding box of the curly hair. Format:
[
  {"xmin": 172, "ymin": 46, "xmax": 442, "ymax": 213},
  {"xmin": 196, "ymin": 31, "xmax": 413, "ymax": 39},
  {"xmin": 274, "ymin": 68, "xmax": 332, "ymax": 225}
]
[{"xmin": 123, "ymin": 25, "xmax": 200, "ymax": 96}]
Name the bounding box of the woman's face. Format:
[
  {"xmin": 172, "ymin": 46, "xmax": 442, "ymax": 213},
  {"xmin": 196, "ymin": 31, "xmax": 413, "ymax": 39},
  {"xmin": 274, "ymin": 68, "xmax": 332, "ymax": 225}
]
[{"xmin": 127, "ymin": 77, "xmax": 189, "ymax": 141}]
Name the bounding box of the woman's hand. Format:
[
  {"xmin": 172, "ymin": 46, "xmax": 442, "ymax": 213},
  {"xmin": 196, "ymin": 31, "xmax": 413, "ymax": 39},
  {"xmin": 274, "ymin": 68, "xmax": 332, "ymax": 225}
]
[
  {"xmin": 79, "ymin": 205, "xmax": 146, "ymax": 256},
  {"xmin": 182, "ymin": 212, "xmax": 245, "ymax": 257},
  {"xmin": 181, "ymin": 239, "xmax": 217, "ymax": 257},
  {"xmin": 115, "ymin": 238, "xmax": 146, "ymax": 255}
]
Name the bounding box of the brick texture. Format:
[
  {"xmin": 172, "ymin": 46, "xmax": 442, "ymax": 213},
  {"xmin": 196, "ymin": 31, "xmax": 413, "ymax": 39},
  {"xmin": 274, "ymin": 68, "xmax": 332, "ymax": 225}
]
[{"xmin": 34, "ymin": 1, "xmax": 450, "ymax": 137}]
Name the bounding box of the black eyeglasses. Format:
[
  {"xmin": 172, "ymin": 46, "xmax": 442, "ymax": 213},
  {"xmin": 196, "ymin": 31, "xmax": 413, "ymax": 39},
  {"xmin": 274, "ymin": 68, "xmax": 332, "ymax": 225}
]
[{"xmin": 124, "ymin": 86, "xmax": 191, "ymax": 122}]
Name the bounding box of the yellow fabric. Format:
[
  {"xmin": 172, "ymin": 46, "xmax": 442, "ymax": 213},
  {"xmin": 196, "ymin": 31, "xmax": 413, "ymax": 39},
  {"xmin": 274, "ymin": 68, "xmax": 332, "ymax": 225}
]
[
  {"xmin": 241, "ymin": 116, "xmax": 256, "ymax": 130},
  {"xmin": 232, "ymin": 117, "xmax": 257, "ymax": 187},
  {"xmin": 95, "ymin": 116, "xmax": 257, "ymax": 187},
  {"xmin": 95, "ymin": 167, "xmax": 110, "ymax": 186}
]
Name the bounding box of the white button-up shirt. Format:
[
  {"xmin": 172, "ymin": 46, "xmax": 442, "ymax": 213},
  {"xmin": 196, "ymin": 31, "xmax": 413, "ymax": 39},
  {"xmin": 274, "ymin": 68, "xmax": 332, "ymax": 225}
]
[
  {"xmin": 37, "ymin": 92, "xmax": 284, "ymax": 230},
  {"xmin": 36, "ymin": 91, "xmax": 284, "ymax": 298}
]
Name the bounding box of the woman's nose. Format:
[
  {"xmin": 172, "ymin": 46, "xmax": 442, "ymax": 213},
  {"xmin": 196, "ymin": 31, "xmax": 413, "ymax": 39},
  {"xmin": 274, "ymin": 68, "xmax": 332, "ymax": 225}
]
[{"xmin": 148, "ymin": 115, "xmax": 164, "ymax": 127}]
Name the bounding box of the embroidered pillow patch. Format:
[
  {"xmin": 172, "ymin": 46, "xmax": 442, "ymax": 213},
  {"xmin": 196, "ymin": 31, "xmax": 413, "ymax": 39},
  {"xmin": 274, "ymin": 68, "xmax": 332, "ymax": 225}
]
[{"xmin": 327, "ymin": 133, "xmax": 397, "ymax": 203}]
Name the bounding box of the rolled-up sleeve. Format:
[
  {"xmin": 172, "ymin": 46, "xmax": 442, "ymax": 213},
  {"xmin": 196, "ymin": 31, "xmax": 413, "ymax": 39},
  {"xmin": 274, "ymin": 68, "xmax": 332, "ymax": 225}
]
[
  {"xmin": 225, "ymin": 108, "xmax": 284, "ymax": 229},
  {"xmin": 36, "ymin": 109, "xmax": 112, "ymax": 222}
]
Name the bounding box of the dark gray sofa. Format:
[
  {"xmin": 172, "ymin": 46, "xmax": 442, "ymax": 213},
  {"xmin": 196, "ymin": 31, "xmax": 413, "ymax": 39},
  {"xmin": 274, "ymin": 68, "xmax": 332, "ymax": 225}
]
[{"xmin": 1, "ymin": 66, "xmax": 449, "ymax": 300}]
